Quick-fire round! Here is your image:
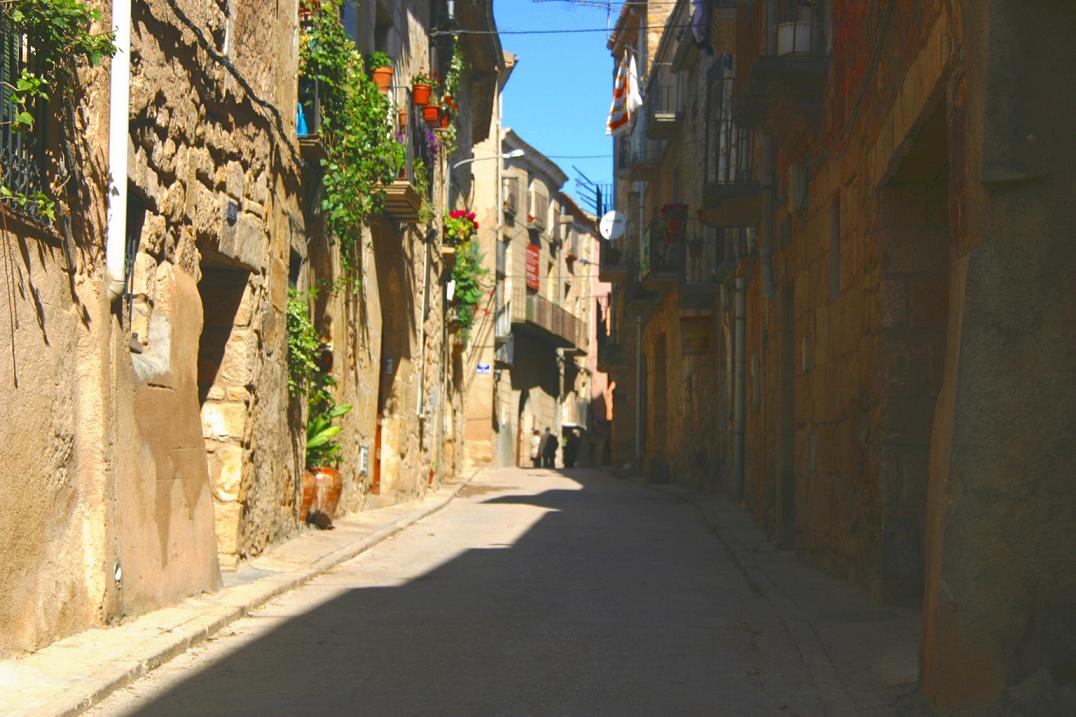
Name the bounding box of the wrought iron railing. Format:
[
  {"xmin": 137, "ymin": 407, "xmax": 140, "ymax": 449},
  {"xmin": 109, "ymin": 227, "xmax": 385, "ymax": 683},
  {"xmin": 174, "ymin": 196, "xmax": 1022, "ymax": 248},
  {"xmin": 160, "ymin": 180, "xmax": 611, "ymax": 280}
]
[
  {"xmin": 1, "ymin": 13, "xmax": 48, "ymax": 222},
  {"xmin": 640, "ymin": 218, "xmax": 681, "ymax": 279},
  {"xmin": 682, "ymin": 220, "xmax": 739, "ymax": 286},
  {"xmin": 706, "ymin": 59, "xmax": 755, "ymax": 186}
]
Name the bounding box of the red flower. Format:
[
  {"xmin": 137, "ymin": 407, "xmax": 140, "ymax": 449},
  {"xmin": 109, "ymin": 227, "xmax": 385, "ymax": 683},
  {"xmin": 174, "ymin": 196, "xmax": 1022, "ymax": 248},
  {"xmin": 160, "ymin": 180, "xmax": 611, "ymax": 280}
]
[
  {"xmin": 468, "ymin": 212, "xmax": 476, "ymax": 220},
  {"xmin": 473, "ymin": 222, "xmax": 479, "ymax": 229}
]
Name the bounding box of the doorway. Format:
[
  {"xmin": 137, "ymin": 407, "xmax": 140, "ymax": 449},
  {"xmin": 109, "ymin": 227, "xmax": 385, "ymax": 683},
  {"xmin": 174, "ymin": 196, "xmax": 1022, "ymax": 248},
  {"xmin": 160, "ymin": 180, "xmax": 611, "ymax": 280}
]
[{"xmin": 878, "ymin": 102, "xmax": 951, "ymax": 604}]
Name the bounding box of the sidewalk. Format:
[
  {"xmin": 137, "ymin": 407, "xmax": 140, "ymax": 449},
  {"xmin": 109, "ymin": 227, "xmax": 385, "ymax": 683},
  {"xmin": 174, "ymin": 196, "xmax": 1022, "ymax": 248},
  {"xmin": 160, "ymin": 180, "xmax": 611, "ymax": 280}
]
[
  {"xmin": 0, "ymin": 474, "xmax": 477, "ymax": 717},
  {"xmin": 646, "ymin": 479, "xmax": 932, "ymax": 716}
]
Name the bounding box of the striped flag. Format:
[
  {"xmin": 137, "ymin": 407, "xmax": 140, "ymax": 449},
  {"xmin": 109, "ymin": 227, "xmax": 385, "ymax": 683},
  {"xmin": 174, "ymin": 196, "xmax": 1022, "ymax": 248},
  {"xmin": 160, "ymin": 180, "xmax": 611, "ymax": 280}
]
[{"xmin": 606, "ymin": 53, "xmax": 642, "ymax": 136}]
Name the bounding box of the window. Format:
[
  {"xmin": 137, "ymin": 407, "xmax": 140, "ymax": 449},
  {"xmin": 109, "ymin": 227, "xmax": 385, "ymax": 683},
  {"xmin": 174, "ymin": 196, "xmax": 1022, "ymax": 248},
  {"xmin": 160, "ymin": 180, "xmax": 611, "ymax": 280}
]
[{"xmin": 1, "ymin": 12, "xmax": 48, "ymax": 222}]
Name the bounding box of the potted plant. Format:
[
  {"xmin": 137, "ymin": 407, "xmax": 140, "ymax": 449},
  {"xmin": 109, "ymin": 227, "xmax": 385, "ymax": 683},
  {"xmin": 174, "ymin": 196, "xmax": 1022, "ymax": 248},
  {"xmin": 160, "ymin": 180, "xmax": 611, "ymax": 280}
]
[
  {"xmin": 367, "ymin": 51, "xmax": 393, "ymax": 92},
  {"xmin": 661, "ymin": 203, "xmax": 688, "ymax": 240},
  {"xmin": 444, "ymin": 209, "xmax": 478, "ymax": 246},
  {"xmin": 298, "ymin": 0, "xmax": 321, "ymax": 22},
  {"xmin": 439, "ymin": 104, "xmax": 452, "ymax": 129},
  {"xmin": 302, "ymin": 401, "xmax": 352, "ymax": 528},
  {"xmin": 412, "ymin": 72, "xmax": 433, "ymax": 106},
  {"xmin": 422, "ymin": 104, "xmax": 441, "ymax": 126}
]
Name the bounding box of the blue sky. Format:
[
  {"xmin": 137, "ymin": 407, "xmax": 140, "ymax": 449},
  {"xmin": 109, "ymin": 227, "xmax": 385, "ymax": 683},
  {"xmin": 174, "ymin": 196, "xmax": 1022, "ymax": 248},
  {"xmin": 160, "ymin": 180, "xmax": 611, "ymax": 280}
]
[{"xmin": 493, "ymin": 0, "xmax": 615, "ymax": 207}]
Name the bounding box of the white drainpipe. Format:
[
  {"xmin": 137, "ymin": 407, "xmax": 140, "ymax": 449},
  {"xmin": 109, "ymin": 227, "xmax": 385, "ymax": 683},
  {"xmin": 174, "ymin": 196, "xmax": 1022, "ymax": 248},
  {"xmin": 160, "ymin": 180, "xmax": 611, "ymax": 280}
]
[{"xmin": 105, "ymin": 0, "xmax": 131, "ymax": 302}]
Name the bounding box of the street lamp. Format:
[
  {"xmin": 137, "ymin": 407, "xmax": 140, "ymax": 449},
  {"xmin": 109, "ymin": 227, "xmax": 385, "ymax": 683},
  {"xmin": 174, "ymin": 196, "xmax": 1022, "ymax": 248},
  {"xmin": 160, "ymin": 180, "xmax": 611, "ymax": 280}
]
[{"xmin": 450, "ymin": 148, "xmax": 524, "ymax": 172}]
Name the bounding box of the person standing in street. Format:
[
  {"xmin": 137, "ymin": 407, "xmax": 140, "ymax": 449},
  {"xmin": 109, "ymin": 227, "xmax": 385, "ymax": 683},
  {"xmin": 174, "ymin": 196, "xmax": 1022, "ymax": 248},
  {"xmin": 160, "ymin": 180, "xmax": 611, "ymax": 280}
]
[
  {"xmin": 542, "ymin": 427, "xmax": 559, "ymax": 468},
  {"xmin": 529, "ymin": 429, "xmax": 542, "ymax": 468}
]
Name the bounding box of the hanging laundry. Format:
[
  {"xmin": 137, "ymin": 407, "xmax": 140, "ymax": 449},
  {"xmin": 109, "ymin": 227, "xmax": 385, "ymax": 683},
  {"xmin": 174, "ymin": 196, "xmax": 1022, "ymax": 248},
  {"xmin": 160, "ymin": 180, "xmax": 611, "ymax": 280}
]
[{"xmin": 606, "ymin": 52, "xmax": 643, "ymax": 136}]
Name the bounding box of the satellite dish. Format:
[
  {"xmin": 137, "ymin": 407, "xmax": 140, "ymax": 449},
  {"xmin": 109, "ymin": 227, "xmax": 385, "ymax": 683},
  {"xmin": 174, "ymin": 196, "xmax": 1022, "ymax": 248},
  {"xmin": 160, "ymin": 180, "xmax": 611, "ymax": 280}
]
[{"xmin": 599, "ymin": 211, "xmax": 625, "ymax": 241}]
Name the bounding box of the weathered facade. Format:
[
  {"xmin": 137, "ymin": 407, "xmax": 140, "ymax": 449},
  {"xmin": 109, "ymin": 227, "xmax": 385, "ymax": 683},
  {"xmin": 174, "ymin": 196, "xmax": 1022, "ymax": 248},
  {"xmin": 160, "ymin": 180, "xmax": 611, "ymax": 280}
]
[
  {"xmin": 0, "ymin": 0, "xmax": 499, "ymax": 658},
  {"xmin": 461, "ymin": 127, "xmax": 599, "ymax": 470},
  {"xmin": 604, "ymin": 0, "xmax": 1076, "ymax": 711}
]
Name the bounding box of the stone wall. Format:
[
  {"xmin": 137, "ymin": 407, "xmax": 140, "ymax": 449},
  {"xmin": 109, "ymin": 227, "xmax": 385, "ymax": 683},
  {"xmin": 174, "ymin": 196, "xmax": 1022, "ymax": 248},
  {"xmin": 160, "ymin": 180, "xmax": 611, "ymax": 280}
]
[{"xmin": 0, "ymin": 0, "xmax": 305, "ymax": 654}]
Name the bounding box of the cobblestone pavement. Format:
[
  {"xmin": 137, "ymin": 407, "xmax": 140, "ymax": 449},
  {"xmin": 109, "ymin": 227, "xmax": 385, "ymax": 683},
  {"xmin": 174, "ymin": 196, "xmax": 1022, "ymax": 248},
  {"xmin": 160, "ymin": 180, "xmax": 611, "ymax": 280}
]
[{"xmin": 84, "ymin": 467, "xmax": 925, "ymax": 717}]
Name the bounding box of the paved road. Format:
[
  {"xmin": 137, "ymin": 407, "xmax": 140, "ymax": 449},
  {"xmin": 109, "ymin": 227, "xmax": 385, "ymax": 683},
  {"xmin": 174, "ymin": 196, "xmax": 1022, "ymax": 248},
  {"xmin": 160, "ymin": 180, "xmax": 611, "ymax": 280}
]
[{"xmin": 86, "ymin": 468, "xmax": 833, "ymax": 716}]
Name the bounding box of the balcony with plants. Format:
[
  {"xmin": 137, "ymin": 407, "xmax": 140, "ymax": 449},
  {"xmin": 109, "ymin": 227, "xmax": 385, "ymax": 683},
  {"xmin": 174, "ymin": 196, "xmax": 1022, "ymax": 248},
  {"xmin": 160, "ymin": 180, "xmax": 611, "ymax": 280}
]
[
  {"xmin": 639, "ymin": 209, "xmax": 685, "ymax": 292},
  {"xmin": 703, "ymin": 59, "xmax": 761, "ymax": 225},
  {"xmin": 733, "ymin": 0, "xmax": 831, "ymax": 133}
]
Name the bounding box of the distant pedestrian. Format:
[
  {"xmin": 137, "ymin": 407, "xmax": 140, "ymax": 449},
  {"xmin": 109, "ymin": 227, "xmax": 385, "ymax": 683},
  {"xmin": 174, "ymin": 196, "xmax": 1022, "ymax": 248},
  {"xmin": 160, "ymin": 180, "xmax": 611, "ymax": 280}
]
[
  {"xmin": 529, "ymin": 429, "xmax": 542, "ymax": 468},
  {"xmin": 542, "ymin": 427, "xmax": 559, "ymax": 468},
  {"xmin": 563, "ymin": 428, "xmax": 579, "ymax": 468}
]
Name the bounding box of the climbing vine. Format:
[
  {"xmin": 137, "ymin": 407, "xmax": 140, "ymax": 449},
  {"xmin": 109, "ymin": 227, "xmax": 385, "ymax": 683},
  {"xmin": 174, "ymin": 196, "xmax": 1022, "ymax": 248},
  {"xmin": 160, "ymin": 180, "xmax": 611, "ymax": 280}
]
[
  {"xmin": 286, "ymin": 287, "xmax": 321, "ymax": 397},
  {"xmin": 450, "ymin": 239, "xmax": 488, "ymax": 342},
  {"xmin": 300, "ymin": 0, "xmax": 404, "ymax": 270},
  {"xmin": 0, "ymin": 0, "xmax": 115, "ymax": 222}
]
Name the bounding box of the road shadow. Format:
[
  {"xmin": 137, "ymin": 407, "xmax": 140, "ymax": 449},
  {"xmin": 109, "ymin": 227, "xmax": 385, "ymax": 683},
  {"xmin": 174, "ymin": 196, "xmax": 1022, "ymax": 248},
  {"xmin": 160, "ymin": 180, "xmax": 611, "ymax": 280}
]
[{"xmin": 113, "ymin": 471, "xmax": 813, "ymax": 716}]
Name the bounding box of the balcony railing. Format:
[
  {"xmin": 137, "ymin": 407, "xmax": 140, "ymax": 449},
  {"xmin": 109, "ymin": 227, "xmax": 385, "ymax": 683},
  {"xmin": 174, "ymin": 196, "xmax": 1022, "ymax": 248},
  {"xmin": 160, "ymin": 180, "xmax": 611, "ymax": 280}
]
[
  {"xmin": 640, "ymin": 217, "xmax": 681, "ymax": 290},
  {"xmin": 703, "ymin": 59, "xmax": 761, "ymax": 224},
  {"xmin": 734, "ymin": 0, "xmax": 831, "ymax": 131},
  {"xmin": 510, "ymin": 287, "xmax": 586, "ymax": 352},
  {"xmin": 615, "ymin": 117, "xmax": 662, "ymax": 182},
  {"xmin": 494, "ymin": 301, "xmax": 512, "ymax": 343},
  {"xmin": 646, "ymin": 63, "xmax": 682, "ymax": 140},
  {"xmin": 1, "ymin": 15, "xmax": 48, "ymax": 223},
  {"xmin": 599, "ymin": 241, "xmax": 629, "ymax": 283}
]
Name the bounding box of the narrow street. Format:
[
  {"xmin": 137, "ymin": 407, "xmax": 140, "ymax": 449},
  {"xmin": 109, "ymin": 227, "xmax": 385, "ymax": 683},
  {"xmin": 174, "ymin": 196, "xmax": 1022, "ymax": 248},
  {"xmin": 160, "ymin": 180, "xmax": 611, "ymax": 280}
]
[{"xmin": 84, "ymin": 468, "xmax": 921, "ymax": 717}]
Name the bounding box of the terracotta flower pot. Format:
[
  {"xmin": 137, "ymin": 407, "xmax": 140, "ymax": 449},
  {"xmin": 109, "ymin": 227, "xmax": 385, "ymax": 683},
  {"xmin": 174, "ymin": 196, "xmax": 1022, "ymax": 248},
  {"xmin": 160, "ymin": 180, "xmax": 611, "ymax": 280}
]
[
  {"xmin": 412, "ymin": 83, "xmax": 432, "ymax": 106},
  {"xmin": 300, "ymin": 470, "xmax": 317, "ymax": 522},
  {"xmin": 439, "ymin": 110, "xmax": 451, "ymax": 129},
  {"xmin": 371, "ymin": 66, "xmax": 393, "ymax": 93},
  {"xmin": 306, "ymin": 466, "xmax": 343, "ymax": 529},
  {"xmin": 397, "ymin": 108, "xmax": 408, "ymax": 130},
  {"xmin": 422, "ymin": 104, "xmax": 441, "ymax": 125}
]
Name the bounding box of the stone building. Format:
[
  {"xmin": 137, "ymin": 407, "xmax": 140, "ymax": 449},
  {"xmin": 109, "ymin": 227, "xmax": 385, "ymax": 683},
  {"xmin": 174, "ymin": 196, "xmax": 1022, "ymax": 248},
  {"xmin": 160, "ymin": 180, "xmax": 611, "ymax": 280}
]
[
  {"xmin": 461, "ymin": 127, "xmax": 598, "ymax": 469},
  {"xmin": 0, "ymin": 0, "xmax": 499, "ymax": 657},
  {"xmin": 603, "ymin": 0, "xmax": 1076, "ymax": 711}
]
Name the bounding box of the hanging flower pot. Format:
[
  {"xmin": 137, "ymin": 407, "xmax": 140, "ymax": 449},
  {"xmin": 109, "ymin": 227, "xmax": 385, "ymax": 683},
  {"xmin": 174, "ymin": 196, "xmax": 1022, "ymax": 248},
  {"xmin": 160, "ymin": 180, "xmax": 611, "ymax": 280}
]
[
  {"xmin": 367, "ymin": 51, "xmax": 394, "ymax": 93},
  {"xmin": 412, "ymin": 82, "xmax": 432, "ymax": 106},
  {"xmin": 397, "ymin": 108, "xmax": 408, "ymax": 131},
  {"xmin": 371, "ymin": 66, "xmax": 393, "ymax": 92},
  {"xmin": 439, "ymin": 109, "xmax": 451, "ymax": 129},
  {"xmin": 661, "ymin": 203, "xmax": 688, "ymax": 242},
  {"xmin": 422, "ymin": 104, "xmax": 441, "ymax": 126}
]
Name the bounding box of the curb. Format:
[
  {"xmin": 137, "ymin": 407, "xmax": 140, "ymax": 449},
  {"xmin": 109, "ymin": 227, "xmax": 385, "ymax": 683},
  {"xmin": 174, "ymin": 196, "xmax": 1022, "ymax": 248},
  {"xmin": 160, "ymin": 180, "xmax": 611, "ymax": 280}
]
[{"xmin": 15, "ymin": 472, "xmax": 479, "ymax": 717}]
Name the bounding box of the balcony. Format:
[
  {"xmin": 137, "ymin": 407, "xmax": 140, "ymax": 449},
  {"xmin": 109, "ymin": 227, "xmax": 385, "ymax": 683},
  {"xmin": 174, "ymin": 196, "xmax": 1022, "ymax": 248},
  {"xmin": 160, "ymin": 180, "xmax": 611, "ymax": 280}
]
[
  {"xmin": 733, "ymin": 0, "xmax": 831, "ymax": 133},
  {"xmin": 599, "ymin": 242, "xmax": 629, "ymax": 283},
  {"xmin": 510, "ymin": 287, "xmax": 586, "ymax": 352},
  {"xmin": 297, "ymin": 74, "xmax": 326, "ymax": 163},
  {"xmin": 640, "ymin": 217, "xmax": 681, "ymax": 292},
  {"xmin": 703, "ymin": 63, "xmax": 761, "ymax": 226},
  {"xmin": 378, "ymin": 100, "xmax": 430, "ymax": 222},
  {"xmin": 645, "ymin": 64, "xmax": 682, "ymax": 140},
  {"xmin": 596, "ymin": 338, "xmax": 624, "ymax": 373},
  {"xmin": 615, "ymin": 118, "xmax": 662, "ymax": 182},
  {"xmin": 678, "ymin": 222, "xmax": 739, "ymax": 311}
]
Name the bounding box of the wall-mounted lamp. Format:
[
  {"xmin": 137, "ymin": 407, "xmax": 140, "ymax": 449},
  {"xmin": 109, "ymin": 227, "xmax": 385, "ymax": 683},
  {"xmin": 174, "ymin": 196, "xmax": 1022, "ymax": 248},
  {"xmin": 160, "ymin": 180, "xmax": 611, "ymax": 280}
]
[{"xmin": 451, "ymin": 148, "xmax": 525, "ymax": 172}]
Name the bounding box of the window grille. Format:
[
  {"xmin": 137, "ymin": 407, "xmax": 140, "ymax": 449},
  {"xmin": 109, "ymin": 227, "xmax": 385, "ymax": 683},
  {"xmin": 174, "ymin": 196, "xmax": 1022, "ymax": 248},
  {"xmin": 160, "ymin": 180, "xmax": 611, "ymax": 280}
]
[{"xmin": 0, "ymin": 12, "xmax": 48, "ymax": 222}]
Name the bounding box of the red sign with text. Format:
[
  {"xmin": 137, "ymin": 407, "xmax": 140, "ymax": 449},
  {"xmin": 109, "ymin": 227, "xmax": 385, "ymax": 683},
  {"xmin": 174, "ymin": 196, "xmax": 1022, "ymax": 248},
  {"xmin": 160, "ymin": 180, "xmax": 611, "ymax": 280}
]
[{"xmin": 525, "ymin": 243, "xmax": 541, "ymax": 290}]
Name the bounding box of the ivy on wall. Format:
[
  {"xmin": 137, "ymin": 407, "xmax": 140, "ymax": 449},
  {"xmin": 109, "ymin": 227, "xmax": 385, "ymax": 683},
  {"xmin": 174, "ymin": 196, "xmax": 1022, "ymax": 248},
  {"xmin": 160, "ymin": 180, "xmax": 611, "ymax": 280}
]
[
  {"xmin": 450, "ymin": 239, "xmax": 488, "ymax": 342},
  {"xmin": 300, "ymin": 0, "xmax": 404, "ymax": 270}
]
